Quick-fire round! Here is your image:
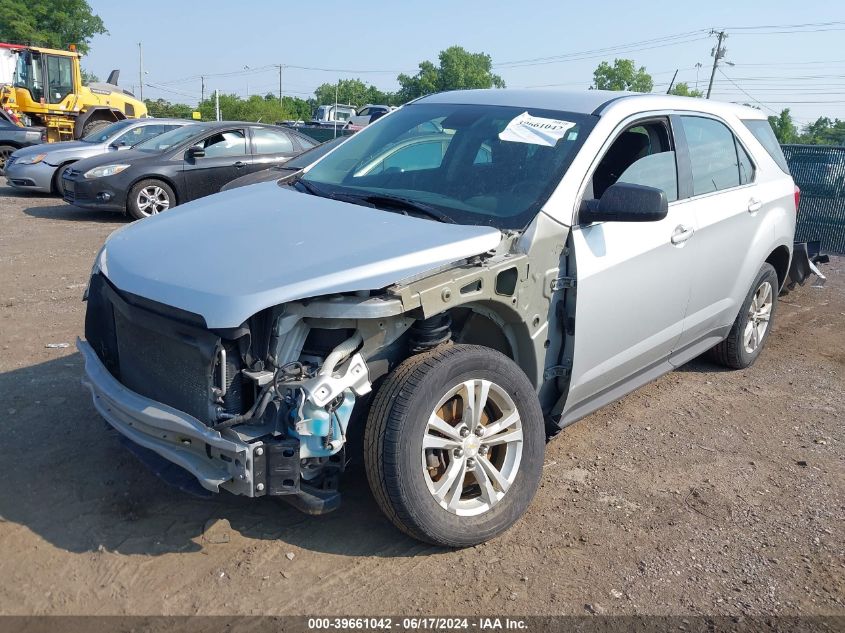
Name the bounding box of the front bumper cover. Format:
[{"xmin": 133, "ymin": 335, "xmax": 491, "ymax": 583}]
[{"xmin": 77, "ymin": 337, "xmax": 257, "ymax": 496}]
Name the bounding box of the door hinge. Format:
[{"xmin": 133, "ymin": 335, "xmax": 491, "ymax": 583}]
[
  {"xmin": 544, "ymin": 360, "xmax": 572, "ymax": 381},
  {"xmin": 551, "ymin": 276, "xmax": 577, "ymax": 291}
]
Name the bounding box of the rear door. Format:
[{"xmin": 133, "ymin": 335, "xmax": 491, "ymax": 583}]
[
  {"xmin": 565, "ymin": 116, "xmax": 697, "ymax": 420},
  {"xmin": 249, "ymin": 126, "xmax": 301, "ymax": 173},
  {"xmin": 669, "ymin": 114, "xmax": 762, "ymax": 358},
  {"xmin": 182, "ymin": 128, "xmax": 250, "ymax": 200}
]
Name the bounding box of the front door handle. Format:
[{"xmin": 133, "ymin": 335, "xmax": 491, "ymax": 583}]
[
  {"xmin": 234, "ymin": 161, "xmax": 246, "ymax": 169},
  {"xmin": 671, "ymin": 224, "xmax": 695, "ymax": 245},
  {"xmin": 747, "ymin": 198, "xmax": 762, "ymax": 213}
]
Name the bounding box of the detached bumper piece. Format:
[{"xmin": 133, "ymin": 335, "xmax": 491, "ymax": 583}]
[{"xmin": 786, "ymin": 240, "xmax": 828, "ymax": 289}]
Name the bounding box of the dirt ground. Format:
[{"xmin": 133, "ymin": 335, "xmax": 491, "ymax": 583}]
[{"xmin": 0, "ymin": 188, "xmax": 842, "ymax": 618}]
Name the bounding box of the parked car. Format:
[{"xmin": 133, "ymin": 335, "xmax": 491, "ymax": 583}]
[
  {"xmin": 5, "ymin": 118, "xmax": 187, "ymax": 194},
  {"xmin": 347, "ymin": 104, "xmax": 395, "ymax": 129},
  {"xmin": 77, "ymin": 90, "xmax": 796, "ymax": 547},
  {"xmin": 221, "ymin": 136, "xmax": 348, "ymax": 191},
  {"xmin": 0, "ymin": 108, "xmax": 45, "ymax": 176},
  {"xmin": 63, "ymin": 122, "xmax": 317, "ymax": 219},
  {"xmin": 311, "ymin": 104, "xmax": 356, "ymax": 126}
]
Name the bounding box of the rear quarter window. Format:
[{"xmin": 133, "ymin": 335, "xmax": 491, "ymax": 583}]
[{"xmin": 743, "ymin": 119, "xmax": 790, "ymax": 174}]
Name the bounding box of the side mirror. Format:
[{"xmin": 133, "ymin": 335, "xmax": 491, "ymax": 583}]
[
  {"xmin": 109, "ymin": 141, "xmax": 128, "ymax": 150},
  {"xmin": 186, "ymin": 146, "xmax": 205, "ymax": 160},
  {"xmin": 580, "ymin": 182, "xmax": 668, "ymax": 224}
]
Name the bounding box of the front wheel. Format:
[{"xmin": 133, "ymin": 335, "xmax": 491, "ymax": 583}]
[
  {"xmin": 709, "ymin": 263, "xmax": 779, "ymax": 369},
  {"xmin": 127, "ymin": 179, "xmax": 175, "ymax": 220},
  {"xmin": 364, "ymin": 345, "xmax": 545, "ymax": 547}
]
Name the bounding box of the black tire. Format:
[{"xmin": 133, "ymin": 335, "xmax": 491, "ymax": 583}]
[
  {"xmin": 709, "ymin": 263, "xmax": 779, "ymax": 369},
  {"xmin": 51, "ymin": 163, "xmax": 74, "ymax": 196},
  {"xmin": 364, "ymin": 344, "xmax": 545, "ymax": 547},
  {"xmin": 0, "ymin": 144, "xmax": 15, "ymax": 177},
  {"xmin": 81, "ymin": 119, "xmax": 110, "ymax": 138},
  {"xmin": 127, "ymin": 179, "xmax": 176, "ymax": 220}
]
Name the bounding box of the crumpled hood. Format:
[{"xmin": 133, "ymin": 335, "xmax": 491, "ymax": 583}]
[{"xmin": 99, "ymin": 183, "xmax": 502, "ymax": 328}]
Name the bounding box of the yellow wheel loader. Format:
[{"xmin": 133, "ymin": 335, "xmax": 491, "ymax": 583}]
[{"xmin": 0, "ymin": 42, "xmax": 147, "ymax": 142}]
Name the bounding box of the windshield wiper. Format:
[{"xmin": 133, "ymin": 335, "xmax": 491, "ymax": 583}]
[
  {"xmin": 292, "ymin": 176, "xmax": 331, "ymax": 198},
  {"xmin": 344, "ymin": 193, "xmax": 455, "ymax": 224}
]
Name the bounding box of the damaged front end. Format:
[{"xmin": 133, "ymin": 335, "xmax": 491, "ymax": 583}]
[{"xmin": 80, "ymin": 272, "xmax": 414, "ymax": 514}]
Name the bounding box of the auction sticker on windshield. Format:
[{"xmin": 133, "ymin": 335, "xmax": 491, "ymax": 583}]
[{"xmin": 499, "ymin": 112, "xmax": 576, "ymax": 146}]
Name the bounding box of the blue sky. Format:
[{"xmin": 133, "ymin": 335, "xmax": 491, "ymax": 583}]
[{"xmin": 85, "ymin": 0, "xmax": 845, "ymax": 127}]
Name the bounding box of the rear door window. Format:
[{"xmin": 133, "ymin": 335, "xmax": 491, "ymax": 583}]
[
  {"xmin": 252, "ymin": 127, "xmax": 295, "ymax": 154},
  {"xmin": 681, "ymin": 116, "xmax": 742, "ymax": 196}
]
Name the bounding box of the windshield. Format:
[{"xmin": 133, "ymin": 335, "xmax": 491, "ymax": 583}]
[
  {"xmin": 301, "ymin": 102, "xmax": 594, "ymax": 228},
  {"xmin": 80, "ymin": 119, "xmax": 135, "ymax": 143},
  {"xmin": 135, "ymin": 124, "xmax": 205, "ymax": 152}
]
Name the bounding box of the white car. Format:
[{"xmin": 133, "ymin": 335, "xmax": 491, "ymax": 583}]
[
  {"xmin": 347, "ymin": 104, "xmax": 395, "ymax": 128},
  {"xmin": 78, "ymin": 89, "xmax": 796, "ymax": 547}
]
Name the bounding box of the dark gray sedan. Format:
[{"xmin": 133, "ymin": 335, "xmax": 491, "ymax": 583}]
[{"xmin": 0, "ymin": 109, "xmax": 45, "ymax": 177}]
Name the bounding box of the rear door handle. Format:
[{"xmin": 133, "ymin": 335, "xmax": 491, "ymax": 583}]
[
  {"xmin": 747, "ymin": 198, "xmax": 762, "ymax": 213},
  {"xmin": 671, "ymin": 224, "xmax": 695, "ymax": 245}
]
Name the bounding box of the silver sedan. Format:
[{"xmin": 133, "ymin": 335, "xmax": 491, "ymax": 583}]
[{"xmin": 5, "ymin": 118, "xmax": 187, "ymax": 194}]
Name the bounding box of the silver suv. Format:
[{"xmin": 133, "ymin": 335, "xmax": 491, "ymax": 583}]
[{"xmin": 77, "ymin": 90, "xmax": 797, "ymax": 546}]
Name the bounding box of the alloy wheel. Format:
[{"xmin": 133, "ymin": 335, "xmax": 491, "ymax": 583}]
[
  {"xmin": 422, "ymin": 378, "xmax": 524, "ymax": 517},
  {"xmin": 136, "ymin": 185, "xmax": 170, "ymax": 215},
  {"xmin": 743, "ymin": 280, "xmax": 773, "ymax": 353}
]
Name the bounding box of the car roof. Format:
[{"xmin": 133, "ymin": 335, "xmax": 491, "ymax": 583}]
[
  {"xmin": 133, "ymin": 118, "xmax": 191, "ymax": 125},
  {"xmin": 415, "ymin": 89, "xmax": 767, "ymax": 120}
]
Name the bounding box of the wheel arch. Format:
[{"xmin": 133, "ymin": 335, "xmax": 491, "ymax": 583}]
[
  {"xmin": 73, "ymin": 107, "xmax": 126, "ymax": 138},
  {"xmin": 445, "ymin": 300, "xmax": 539, "ymax": 386},
  {"xmin": 125, "ymin": 174, "xmax": 180, "ymax": 211},
  {"xmin": 765, "ymin": 244, "xmax": 791, "ymax": 291}
]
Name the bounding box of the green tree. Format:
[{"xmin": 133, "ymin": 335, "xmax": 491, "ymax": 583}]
[
  {"xmin": 798, "ymin": 116, "xmax": 845, "ymax": 145},
  {"xmin": 397, "ymin": 46, "xmax": 505, "ymax": 102},
  {"xmin": 196, "ymin": 93, "xmax": 312, "ymax": 123},
  {"xmin": 768, "ymin": 109, "xmax": 797, "ymax": 144},
  {"xmin": 668, "ymin": 82, "xmax": 703, "ymax": 98},
  {"xmin": 312, "ymin": 78, "xmax": 394, "ymax": 108},
  {"xmin": 144, "ymin": 98, "xmax": 193, "ymax": 119},
  {"xmin": 0, "ymin": 0, "xmax": 106, "ymax": 54},
  {"xmin": 80, "ymin": 68, "xmax": 98, "ymax": 84},
  {"xmin": 592, "ymin": 59, "xmax": 653, "ymax": 92}
]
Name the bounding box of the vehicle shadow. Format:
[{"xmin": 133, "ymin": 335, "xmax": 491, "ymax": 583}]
[
  {"xmin": 23, "ymin": 203, "xmax": 127, "ymax": 224},
  {"xmin": 675, "ymin": 356, "xmax": 735, "ymax": 374},
  {"xmin": 0, "ymin": 354, "xmax": 434, "ymax": 558}
]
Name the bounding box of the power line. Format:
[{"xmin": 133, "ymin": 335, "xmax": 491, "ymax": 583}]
[
  {"xmin": 715, "ymin": 68, "xmax": 779, "ymax": 114},
  {"xmin": 495, "ymin": 33, "xmax": 710, "ymax": 68}
]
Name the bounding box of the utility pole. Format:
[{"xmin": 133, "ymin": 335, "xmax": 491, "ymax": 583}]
[
  {"xmin": 333, "ymin": 82, "xmax": 338, "ymax": 139},
  {"xmin": 666, "ymin": 69, "xmax": 678, "ymax": 94},
  {"xmin": 215, "ymin": 89, "xmax": 220, "ymax": 121},
  {"xmin": 706, "ymin": 30, "xmax": 727, "ymax": 99},
  {"xmin": 276, "ymin": 64, "xmax": 284, "ymax": 106},
  {"xmin": 138, "ymin": 42, "xmax": 144, "ymax": 101},
  {"xmin": 201, "ymin": 75, "xmax": 205, "ymax": 103}
]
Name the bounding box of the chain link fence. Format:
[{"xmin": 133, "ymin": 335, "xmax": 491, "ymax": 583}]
[{"xmin": 782, "ymin": 144, "xmax": 845, "ymax": 253}]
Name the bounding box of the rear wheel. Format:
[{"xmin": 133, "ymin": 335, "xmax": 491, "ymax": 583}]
[
  {"xmin": 364, "ymin": 345, "xmax": 545, "ymax": 547},
  {"xmin": 127, "ymin": 179, "xmax": 175, "ymax": 220},
  {"xmin": 709, "ymin": 263, "xmax": 779, "ymax": 369},
  {"xmin": 0, "ymin": 144, "xmax": 15, "ymax": 177}
]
